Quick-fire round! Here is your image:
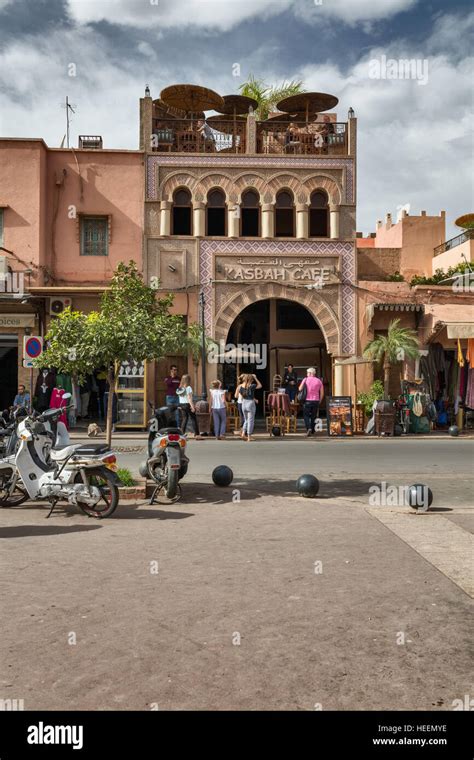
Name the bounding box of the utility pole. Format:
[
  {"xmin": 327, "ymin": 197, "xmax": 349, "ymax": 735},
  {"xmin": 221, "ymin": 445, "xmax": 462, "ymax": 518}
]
[
  {"xmin": 199, "ymin": 290, "xmax": 207, "ymax": 400},
  {"xmin": 60, "ymin": 97, "xmax": 76, "ymax": 148}
]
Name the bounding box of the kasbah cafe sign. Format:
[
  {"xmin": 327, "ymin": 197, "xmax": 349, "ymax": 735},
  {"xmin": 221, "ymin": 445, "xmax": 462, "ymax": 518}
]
[{"xmin": 217, "ymin": 257, "xmax": 339, "ymax": 283}]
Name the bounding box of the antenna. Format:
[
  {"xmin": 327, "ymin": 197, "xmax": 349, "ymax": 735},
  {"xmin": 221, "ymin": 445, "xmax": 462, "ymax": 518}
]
[{"xmin": 60, "ymin": 96, "xmax": 77, "ymax": 148}]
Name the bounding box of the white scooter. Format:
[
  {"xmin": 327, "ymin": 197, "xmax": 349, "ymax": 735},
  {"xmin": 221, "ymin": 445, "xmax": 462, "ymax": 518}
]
[
  {"xmin": 4, "ymin": 406, "xmax": 121, "ymax": 518},
  {"xmin": 0, "ymin": 399, "xmax": 71, "ymax": 508}
]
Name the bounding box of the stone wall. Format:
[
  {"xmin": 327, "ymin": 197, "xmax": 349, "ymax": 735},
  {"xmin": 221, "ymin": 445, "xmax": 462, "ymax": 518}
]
[{"xmin": 357, "ymin": 247, "xmax": 401, "ymax": 280}]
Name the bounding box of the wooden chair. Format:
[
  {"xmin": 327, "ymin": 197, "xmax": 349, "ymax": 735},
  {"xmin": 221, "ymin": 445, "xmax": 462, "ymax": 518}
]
[{"xmin": 225, "ymin": 402, "xmax": 241, "ymax": 432}]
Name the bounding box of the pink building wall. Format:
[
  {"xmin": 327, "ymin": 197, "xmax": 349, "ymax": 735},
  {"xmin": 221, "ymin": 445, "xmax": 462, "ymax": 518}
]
[{"xmin": 0, "ymin": 139, "xmax": 143, "ymax": 285}]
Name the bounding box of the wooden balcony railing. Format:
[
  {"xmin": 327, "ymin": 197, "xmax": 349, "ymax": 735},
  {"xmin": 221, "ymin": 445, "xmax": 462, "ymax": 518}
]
[
  {"xmin": 152, "ymin": 118, "xmax": 246, "ymax": 154},
  {"xmin": 256, "ymin": 121, "xmax": 348, "ymax": 156}
]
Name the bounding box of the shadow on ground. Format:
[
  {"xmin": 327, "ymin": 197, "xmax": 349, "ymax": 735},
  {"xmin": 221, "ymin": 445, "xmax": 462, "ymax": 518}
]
[{"xmin": 0, "ymin": 525, "xmax": 102, "ymax": 538}]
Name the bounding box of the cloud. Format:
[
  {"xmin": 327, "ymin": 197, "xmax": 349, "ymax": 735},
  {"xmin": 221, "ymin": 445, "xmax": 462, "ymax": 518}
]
[
  {"xmin": 64, "ymin": 0, "xmax": 419, "ymax": 31},
  {"xmin": 0, "ymin": 8, "xmax": 471, "ymax": 238},
  {"xmin": 65, "ymin": 0, "xmax": 286, "ymax": 31}
]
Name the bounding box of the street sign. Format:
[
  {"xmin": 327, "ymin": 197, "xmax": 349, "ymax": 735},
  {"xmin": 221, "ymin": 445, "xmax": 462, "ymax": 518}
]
[{"xmin": 23, "ymin": 335, "xmax": 43, "ymax": 368}]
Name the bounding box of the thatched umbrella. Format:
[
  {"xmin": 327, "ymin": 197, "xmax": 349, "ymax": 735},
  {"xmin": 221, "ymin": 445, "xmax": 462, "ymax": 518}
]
[{"xmin": 276, "ymin": 92, "xmax": 339, "ymax": 124}]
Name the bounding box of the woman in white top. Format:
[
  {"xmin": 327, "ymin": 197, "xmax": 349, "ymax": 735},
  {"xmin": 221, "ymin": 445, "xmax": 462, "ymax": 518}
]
[
  {"xmin": 210, "ymin": 380, "xmax": 227, "ymax": 439},
  {"xmin": 176, "ymin": 374, "xmax": 201, "ymax": 438}
]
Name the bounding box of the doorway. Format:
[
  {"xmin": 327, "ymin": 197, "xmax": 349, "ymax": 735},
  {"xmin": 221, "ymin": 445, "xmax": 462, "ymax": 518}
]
[{"xmin": 0, "ymin": 335, "xmax": 18, "ymax": 410}]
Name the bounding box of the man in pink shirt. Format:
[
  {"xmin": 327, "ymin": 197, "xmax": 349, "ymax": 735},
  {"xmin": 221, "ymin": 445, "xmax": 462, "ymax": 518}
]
[{"xmin": 298, "ymin": 367, "xmax": 324, "ymax": 436}]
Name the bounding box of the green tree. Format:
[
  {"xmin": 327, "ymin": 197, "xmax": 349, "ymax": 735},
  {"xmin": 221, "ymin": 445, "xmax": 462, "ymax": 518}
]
[
  {"xmin": 238, "ymin": 75, "xmax": 305, "ymax": 121},
  {"xmin": 186, "ymin": 322, "xmax": 218, "ymax": 393},
  {"xmin": 37, "ymin": 262, "xmax": 187, "ymax": 445},
  {"xmin": 363, "ymin": 318, "xmax": 420, "ymax": 398}
]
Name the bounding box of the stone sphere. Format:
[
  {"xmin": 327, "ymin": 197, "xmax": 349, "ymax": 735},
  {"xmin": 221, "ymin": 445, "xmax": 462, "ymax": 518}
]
[
  {"xmin": 212, "ymin": 465, "xmax": 234, "ymax": 487},
  {"xmin": 448, "ymin": 425, "xmax": 460, "ymax": 437},
  {"xmin": 296, "ymin": 474, "xmax": 320, "ymax": 498},
  {"xmin": 406, "ymin": 483, "xmax": 433, "ymax": 510}
]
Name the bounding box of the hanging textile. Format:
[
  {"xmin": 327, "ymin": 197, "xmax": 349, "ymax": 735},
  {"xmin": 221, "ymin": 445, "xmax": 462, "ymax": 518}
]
[
  {"xmin": 465, "ymin": 368, "xmax": 474, "ymax": 409},
  {"xmin": 457, "ymin": 339, "xmax": 465, "ymax": 367},
  {"xmin": 50, "ymin": 387, "xmax": 68, "ymax": 428},
  {"xmin": 466, "ymin": 338, "xmax": 474, "ymax": 365}
]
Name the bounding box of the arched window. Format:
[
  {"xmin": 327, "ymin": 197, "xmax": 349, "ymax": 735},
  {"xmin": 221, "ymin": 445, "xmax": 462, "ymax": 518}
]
[
  {"xmin": 275, "ymin": 190, "xmax": 295, "ymax": 237},
  {"xmin": 309, "ymin": 191, "xmax": 329, "ymax": 237},
  {"xmin": 172, "ymin": 188, "xmax": 192, "ymax": 235},
  {"xmin": 241, "ymin": 190, "xmax": 260, "ymax": 237},
  {"xmin": 206, "ymin": 189, "xmax": 226, "ymax": 236}
]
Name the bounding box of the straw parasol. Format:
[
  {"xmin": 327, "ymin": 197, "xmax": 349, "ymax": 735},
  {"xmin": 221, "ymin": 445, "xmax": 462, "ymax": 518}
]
[
  {"xmin": 160, "ymin": 84, "xmax": 224, "ymax": 122},
  {"xmin": 455, "ymin": 213, "xmax": 474, "ymax": 230},
  {"xmin": 265, "ymin": 111, "xmax": 306, "ymax": 122},
  {"xmin": 214, "ymin": 94, "xmax": 258, "ymax": 153},
  {"xmin": 276, "ymin": 92, "xmax": 339, "ymax": 123}
]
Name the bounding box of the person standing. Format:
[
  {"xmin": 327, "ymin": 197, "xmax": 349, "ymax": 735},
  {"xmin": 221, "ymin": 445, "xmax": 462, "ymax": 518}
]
[
  {"xmin": 210, "ymin": 380, "xmax": 227, "ymax": 440},
  {"xmin": 164, "ymin": 365, "xmax": 180, "ymax": 426},
  {"xmin": 236, "ymin": 373, "xmax": 262, "ymax": 442},
  {"xmin": 298, "ymin": 367, "xmax": 324, "ymax": 437},
  {"xmin": 283, "ymin": 363, "xmax": 298, "ymax": 402},
  {"xmin": 79, "ymin": 375, "xmax": 92, "ymax": 420},
  {"xmin": 176, "ymin": 374, "xmax": 201, "ymax": 438},
  {"xmin": 235, "ymin": 373, "xmax": 245, "ymax": 428},
  {"xmin": 13, "ymin": 384, "xmax": 30, "ymax": 411}
]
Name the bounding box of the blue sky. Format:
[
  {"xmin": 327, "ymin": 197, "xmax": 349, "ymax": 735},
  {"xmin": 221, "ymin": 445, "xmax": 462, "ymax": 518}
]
[{"xmin": 0, "ymin": 0, "xmax": 472, "ymax": 236}]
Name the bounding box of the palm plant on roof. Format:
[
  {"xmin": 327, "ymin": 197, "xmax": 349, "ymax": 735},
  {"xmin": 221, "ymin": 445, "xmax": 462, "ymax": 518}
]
[{"xmin": 238, "ymin": 75, "xmax": 305, "ymax": 121}]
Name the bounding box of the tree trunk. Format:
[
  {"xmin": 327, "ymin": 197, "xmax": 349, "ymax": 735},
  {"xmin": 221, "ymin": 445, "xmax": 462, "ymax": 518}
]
[
  {"xmin": 106, "ymin": 366, "xmax": 115, "ymax": 447},
  {"xmin": 383, "ymin": 355, "xmax": 391, "ymax": 399}
]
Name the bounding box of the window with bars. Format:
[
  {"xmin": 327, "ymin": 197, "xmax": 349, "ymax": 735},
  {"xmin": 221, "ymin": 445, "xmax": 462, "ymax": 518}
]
[{"xmin": 80, "ymin": 216, "xmax": 109, "ymax": 256}]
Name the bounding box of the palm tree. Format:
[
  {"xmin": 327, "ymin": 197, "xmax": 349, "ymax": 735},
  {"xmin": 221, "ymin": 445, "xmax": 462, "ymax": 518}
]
[
  {"xmin": 186, "ymin": 323, "xmax": 218, "ymax": 395},
  {"xmin": 238, "ymin": 75, "xmax": 305, "ymax": 121},
  {"xmin": 364, "ymin": 318, "xmax": 420, "ymax": 398}
]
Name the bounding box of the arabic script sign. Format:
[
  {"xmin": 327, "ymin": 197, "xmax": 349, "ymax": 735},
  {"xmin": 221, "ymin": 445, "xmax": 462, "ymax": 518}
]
[{"xmin": 215, "ymin": 256, "xmax": 339, "ymax": 284}]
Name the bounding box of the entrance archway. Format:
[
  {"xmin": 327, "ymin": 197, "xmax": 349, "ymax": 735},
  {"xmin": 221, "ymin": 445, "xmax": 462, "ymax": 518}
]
[
  {"xmin": 221, "ymin": 297, "xmax": 333, "ymax": 415},
  {"xmin": 214, "ymin": 283, "xmax": 340, "ymax": 354}
]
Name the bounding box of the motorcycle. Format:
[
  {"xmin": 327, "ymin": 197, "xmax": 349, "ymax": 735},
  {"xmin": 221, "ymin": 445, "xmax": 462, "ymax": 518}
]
[
  {"xmin": 0, "ymin": 400, "xmax": 71, "ymax": 507},
  {"xmin": 139, "ymin": 405, "xmax": 189, "ymax": 501},
  {"xmin": 2, "ymin": 406, "xmax": 121, "ymax": 518}
]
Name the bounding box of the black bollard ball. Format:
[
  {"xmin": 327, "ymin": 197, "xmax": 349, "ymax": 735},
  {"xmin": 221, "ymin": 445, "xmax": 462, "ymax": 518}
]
[
  {"xmin": 448, "ymin": 425, "xmax": 460, "ymax": 437},
  {"xmin": 271, "ymin": 425, "xmax": 282, "ymax": 437},
  {"xmin": 296, "ymin": 474, "xmax": 320, "ymax": 498},
  {"xmin": 212, "ymin": 465, "xmax": 233, "ymax": 487},
  {"xmin": 393, "ymin": 424, "xmax": 403, "ymax": 436},
  {"xmin": 406, "ymin": 483, "xmax": 433, "ymax": 510},
  {"xmin": 138, "ymin": 461, "xmax": 149, "ymax": 478}
]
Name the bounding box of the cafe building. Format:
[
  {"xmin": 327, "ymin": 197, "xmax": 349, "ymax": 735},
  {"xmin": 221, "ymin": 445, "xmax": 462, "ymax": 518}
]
[{"xmin": 141, "ymin": 85, "xmax": 358, "ymax": 406}]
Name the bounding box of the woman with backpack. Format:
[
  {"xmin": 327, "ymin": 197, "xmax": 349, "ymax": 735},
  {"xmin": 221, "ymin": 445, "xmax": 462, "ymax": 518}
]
[{"xmin": 235, "ymin": 373, "xmax": 262, "ymax": 441}]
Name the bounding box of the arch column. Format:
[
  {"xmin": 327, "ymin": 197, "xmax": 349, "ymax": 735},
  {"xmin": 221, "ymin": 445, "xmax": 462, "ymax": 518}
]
[
  {"xmin": 262, "ymin": 204, "xmax": 274, "ymax": 238},
  {"xmin": 329, "ymin": 204, "xmax": 340, "ymax": 239},
  {"xmin": 160, "ymin": 200, "xmax": 172, "ymax": 236},
  {"xmin": 227, "ymin": 204, "xmax": 240, "ymax": 238},
  {"xmin": 193, "ymin": 201, "xmax": 205, "ymax": 237},
  {"xmin": 296, "ymin": 204, "xmax": 309, "ymax": 239}
]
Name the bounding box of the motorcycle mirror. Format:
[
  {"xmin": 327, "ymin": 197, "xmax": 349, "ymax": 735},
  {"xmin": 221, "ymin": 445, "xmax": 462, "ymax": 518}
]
[{"xmin": 62, "ymin": 392, "xmax": 72, "ymax": 400}]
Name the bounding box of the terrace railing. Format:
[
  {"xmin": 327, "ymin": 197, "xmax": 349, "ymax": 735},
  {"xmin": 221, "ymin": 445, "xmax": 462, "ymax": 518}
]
[
  {"xmin": 434, "ymin": 228, "xmax": 474, "ymax": 256},
  {"xmin": 256, "ymin": 121, "xmax": 347, "ymax": 156},
  {"xmin": 151, "ymin": 118, "xmax": 246, "ymax": 154}
]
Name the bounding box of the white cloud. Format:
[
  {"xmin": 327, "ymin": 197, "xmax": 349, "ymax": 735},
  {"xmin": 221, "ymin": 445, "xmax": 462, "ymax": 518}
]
[
  {"xmin": 0, "ymin": 11, "xmax": 471, "ymax": 238},
  {"xmin": 65, "ymin": 0, "xmax": 286, "ymax": 31},
  {"xmin": 64, "ymin": 0, "xmax": 419, "ymax": 30}
]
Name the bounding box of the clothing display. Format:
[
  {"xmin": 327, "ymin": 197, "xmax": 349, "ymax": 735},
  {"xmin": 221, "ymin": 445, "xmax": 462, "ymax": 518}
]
[
  {"xmin": 34, "ymin": 369, "xmax": 56, "ymax": 412},
  {"xmin": 49, "ymin": 387, "xmax": 68, "ymax": 428}
]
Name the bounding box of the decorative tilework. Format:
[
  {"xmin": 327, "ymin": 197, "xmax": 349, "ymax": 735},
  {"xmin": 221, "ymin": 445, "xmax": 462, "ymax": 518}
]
[
  {"xmin": 147, "ymin": 155, "xmax": 354, "ymax": 204},
  {"xmin": 199, "ymin": 239, "xmax": 356, "ymax": 355}
]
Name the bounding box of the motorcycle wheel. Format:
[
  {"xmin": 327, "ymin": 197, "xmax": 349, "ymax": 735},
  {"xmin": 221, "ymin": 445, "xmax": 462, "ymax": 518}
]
[
  {"xmin": 74, "ymin": 469, "xmax": 119, "ymax": 519},
  {"xmin": 165, "ymin": 468, "xmax": 178, "ymax": 499},
  {"xmin": 0, "ymin": 472, "xmax": 28, "ymax": 507}
]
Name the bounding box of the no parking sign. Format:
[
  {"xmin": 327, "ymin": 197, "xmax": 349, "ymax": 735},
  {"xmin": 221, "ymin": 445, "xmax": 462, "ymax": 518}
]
[{"xmin": 23, "ymin": 335, "xmax": 43, "ymax": 368}]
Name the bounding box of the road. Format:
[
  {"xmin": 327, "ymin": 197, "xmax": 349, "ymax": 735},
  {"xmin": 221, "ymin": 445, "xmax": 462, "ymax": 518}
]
[{"xmin": 0, "ymin": 437, "xmax": 472, "ymax": 710}]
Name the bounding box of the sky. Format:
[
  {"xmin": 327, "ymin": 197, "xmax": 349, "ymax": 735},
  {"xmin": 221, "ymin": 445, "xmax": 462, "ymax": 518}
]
[{"xmin": 0, "ymin": 0, "xmax": 472, "ymax": 237}]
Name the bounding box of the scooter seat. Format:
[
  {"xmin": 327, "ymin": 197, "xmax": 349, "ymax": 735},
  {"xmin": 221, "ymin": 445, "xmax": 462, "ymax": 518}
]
[
  {"xmin": 74, "ymin": 443, "xmax": 111, "ymax": 456},
  {"xmin": 50, "ymin": 444, "xmax": 81, "ymax": 460},
  {"xmin": 157, "ymin": 427, "xmax": 183, "ymax": 435}
]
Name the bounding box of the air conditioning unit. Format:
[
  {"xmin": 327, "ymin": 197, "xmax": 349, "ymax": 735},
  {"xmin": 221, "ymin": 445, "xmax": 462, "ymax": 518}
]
[{"xmin": 50, "ymin": 297, "xmax": 72, "ymax": 316}]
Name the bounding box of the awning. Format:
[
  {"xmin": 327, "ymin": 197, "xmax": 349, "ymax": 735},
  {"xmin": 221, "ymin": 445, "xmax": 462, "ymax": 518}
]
[
  {"xmin": 335, "ymin": 356, "xmax": 375, "ymax": 366},
  {"xmin": 446, "ymin": 322, "xmax": 474, "ymax": 339},
  {"xmin": 366, "ymin": 302, "xmax": 423, "ymax": 328}
]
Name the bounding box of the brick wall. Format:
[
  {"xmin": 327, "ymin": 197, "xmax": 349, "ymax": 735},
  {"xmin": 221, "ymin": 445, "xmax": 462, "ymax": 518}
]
[{"xmin": 357, "ymin": 247, "xmax": 401, "ymax": 280}]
